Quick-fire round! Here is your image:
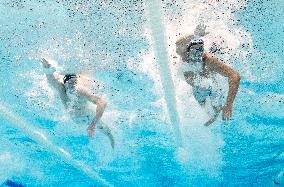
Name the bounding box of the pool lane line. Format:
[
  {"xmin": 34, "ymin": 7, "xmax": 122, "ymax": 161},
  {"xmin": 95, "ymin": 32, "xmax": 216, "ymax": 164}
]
[{"xmin": 0, "ymin": 101, "xmax": 112, "ymax": 187}]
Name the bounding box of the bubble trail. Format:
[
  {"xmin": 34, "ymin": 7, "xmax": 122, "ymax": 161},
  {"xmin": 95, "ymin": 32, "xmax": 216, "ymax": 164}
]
[{"xmin": 144, "ymin": 0, "xmax": 183, "ymax": 147}]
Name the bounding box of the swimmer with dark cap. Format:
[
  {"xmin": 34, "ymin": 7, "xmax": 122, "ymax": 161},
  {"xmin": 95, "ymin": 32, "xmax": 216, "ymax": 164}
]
[
  {"xmin": 40, "ymin": 58, "xmax": 114, "ymax": 148},
  {"xmin": 175, "ymin": 24, "xmax": 240, "ymax": 126}
]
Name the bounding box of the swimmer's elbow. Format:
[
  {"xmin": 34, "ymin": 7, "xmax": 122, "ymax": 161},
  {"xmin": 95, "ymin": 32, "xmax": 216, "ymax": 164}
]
[
  {"xmin": 98, "ymin": 99, "xmax": 107, "ymax": 109},
  {"xmin": 231, "ymin": 72, "xmax": 241, "ymax": 83}
]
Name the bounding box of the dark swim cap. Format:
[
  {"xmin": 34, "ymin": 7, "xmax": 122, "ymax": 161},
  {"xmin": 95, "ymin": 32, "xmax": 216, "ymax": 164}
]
[{"xmin": 63, "ymin": 74, "xmax": 77, "ymax": 84}]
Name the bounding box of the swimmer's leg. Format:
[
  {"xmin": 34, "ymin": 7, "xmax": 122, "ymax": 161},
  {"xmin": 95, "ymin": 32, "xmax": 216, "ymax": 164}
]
[
  {"xmin": 204, "ymin": 105, "xmax": 222, "ymax": 126},
  {"xmin": 98, "ymin": 124, "xmax": 115, "ymax": 149}
]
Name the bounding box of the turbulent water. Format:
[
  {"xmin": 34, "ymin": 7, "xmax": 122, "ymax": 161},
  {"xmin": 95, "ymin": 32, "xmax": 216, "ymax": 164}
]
[{"xmin": 0, "ymin": 0, "xmax": 283, "ymax": 186}]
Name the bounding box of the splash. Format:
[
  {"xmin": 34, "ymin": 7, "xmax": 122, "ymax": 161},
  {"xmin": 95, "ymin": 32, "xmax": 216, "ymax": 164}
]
[
  {"xmin": 140, "ymin": 0, "xmax": 254, "ymax": 180},
  {"xmin": 144, "ymin": 0, "xmax": 183, "ymax": 147}
]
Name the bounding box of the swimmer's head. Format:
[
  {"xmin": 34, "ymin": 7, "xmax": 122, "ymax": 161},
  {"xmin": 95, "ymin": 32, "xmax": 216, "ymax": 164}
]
[{"xmin": 63, "ymin": 74, "xmax": 77, "ymax": 85}]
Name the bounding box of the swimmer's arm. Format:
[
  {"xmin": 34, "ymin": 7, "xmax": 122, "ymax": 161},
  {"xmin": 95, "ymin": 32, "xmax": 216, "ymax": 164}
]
[
  {"xmin": 204, "ymin": 53, "xmax": 241, "ymax": 120},
  {"xmin": 40, "ymin": 58, "xmax": 63, "ymax": 86},
  {"xmin": 40, "ymin": 58, "xmax": 68, "ymax": 107},
  {"xmin": 46, "ymin": 73, "xmax": 68, "ymax": 107},
  {"xmin": 78, "ymin": 87, "xmax": 107, "ymax": 131},
  {"xmin": 175, "ymin": 34, "xmax": 194, "ymax": 46}
]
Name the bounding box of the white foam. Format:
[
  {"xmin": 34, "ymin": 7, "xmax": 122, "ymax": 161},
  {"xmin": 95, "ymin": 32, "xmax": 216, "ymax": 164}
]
[
  {"xmin": 145, "ymin": 0, "xmax": 183, "ymax": 146},
  {"xmin": 176, "ymin": 147, "xmax": 190, "ymax": 163},
  {"xmin": 154, "ymin": 0, "xmax": 251, "ymax": 178}
]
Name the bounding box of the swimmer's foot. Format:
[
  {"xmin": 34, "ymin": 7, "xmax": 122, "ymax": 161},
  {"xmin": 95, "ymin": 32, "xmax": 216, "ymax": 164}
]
[
  {"xmin": 204, "ymin": 116, "xmax": 217, "ymax": 126},
  {"xmin": 204, "ymin": 105, "xmax": 223, "ymax": 126},
  {"xmin": 98, "ymin": 125, "xmax": 115, "ymax": 149},
  {"xmin": 110, "ymin": 137, "xmax": 115, "ymax": 149},
  {"xmin": 204, "ymin": 109, "xmax": 221, "ymax": 126}
]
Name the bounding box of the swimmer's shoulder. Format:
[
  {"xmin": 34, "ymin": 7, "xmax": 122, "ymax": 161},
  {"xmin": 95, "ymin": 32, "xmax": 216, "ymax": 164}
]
[{"xmin": 203, "ymin": 52, "xmax": 223, "ymax": 73}]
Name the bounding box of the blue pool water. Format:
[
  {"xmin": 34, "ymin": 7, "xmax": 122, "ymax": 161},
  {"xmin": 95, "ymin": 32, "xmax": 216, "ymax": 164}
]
[{"xmin": 0, "ymin": 0, "xmax": 283, "ymax": 186}]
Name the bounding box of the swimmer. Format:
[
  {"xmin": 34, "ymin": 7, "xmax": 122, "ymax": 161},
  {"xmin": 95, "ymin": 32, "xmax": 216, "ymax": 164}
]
[
  {"xmin": 175, "ymin": 26, "xmax": 240, "ymax": 126},
  {"xmin": 40, "ymin": 58, "xmax": 114, "ymax": 148}
]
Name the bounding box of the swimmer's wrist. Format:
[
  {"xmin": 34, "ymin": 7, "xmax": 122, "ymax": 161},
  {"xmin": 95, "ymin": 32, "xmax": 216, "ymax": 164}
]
[
  {"xmin": 224, "ymin": 103, "xmax": 232, "ymax": 108},
  {"xmin": 89, "ymin": 123, "xmax": 96, "ymax": 129}
]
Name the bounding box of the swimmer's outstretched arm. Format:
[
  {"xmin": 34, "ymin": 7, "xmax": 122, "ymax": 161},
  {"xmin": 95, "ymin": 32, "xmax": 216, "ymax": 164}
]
[
  {"xmin": 204, "ymin": 53, "xmax": 241, "ymax": 120},
  {"xmin": 40, "ymin": 58, "xmax": 68, "ymax": 107},
  {"xmin": 77, "ymin": 87, "xmax": 107, "ymax": 136}
]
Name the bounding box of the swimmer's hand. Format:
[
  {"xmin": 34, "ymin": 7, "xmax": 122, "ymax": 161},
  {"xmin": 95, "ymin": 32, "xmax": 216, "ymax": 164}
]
[
  {"xmin": 87, "ymin": 125, "xmax": 96, "ymax": 137},
  {"xmin": 222, "ymin": 105, "xmax": 232, "ymax": 120},
  {"xmin": 40, "ymin": 58, "xmax": 58, "ymax": 75},
  {"xmin": 40, "ymin": 58, "xmax": 52, "ymax": 68}
]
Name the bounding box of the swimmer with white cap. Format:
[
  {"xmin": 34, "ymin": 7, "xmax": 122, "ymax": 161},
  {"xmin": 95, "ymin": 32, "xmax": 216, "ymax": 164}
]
[{"xmin": 175, "ymin": 24, "xmax": 240, "ymax": 126}]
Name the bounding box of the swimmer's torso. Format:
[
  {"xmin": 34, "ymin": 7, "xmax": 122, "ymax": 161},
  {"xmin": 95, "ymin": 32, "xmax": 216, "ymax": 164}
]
[
  {"xmin": 63, "ymin": 76, "xmax": 106, "ymax": 125},
  {"xmin": 183, "ymin": 52, "xmax": 224, "ymax": 105},
  {"xmin": 65, "ymin": 84, "xmax": 92, "ymax": 121}
]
